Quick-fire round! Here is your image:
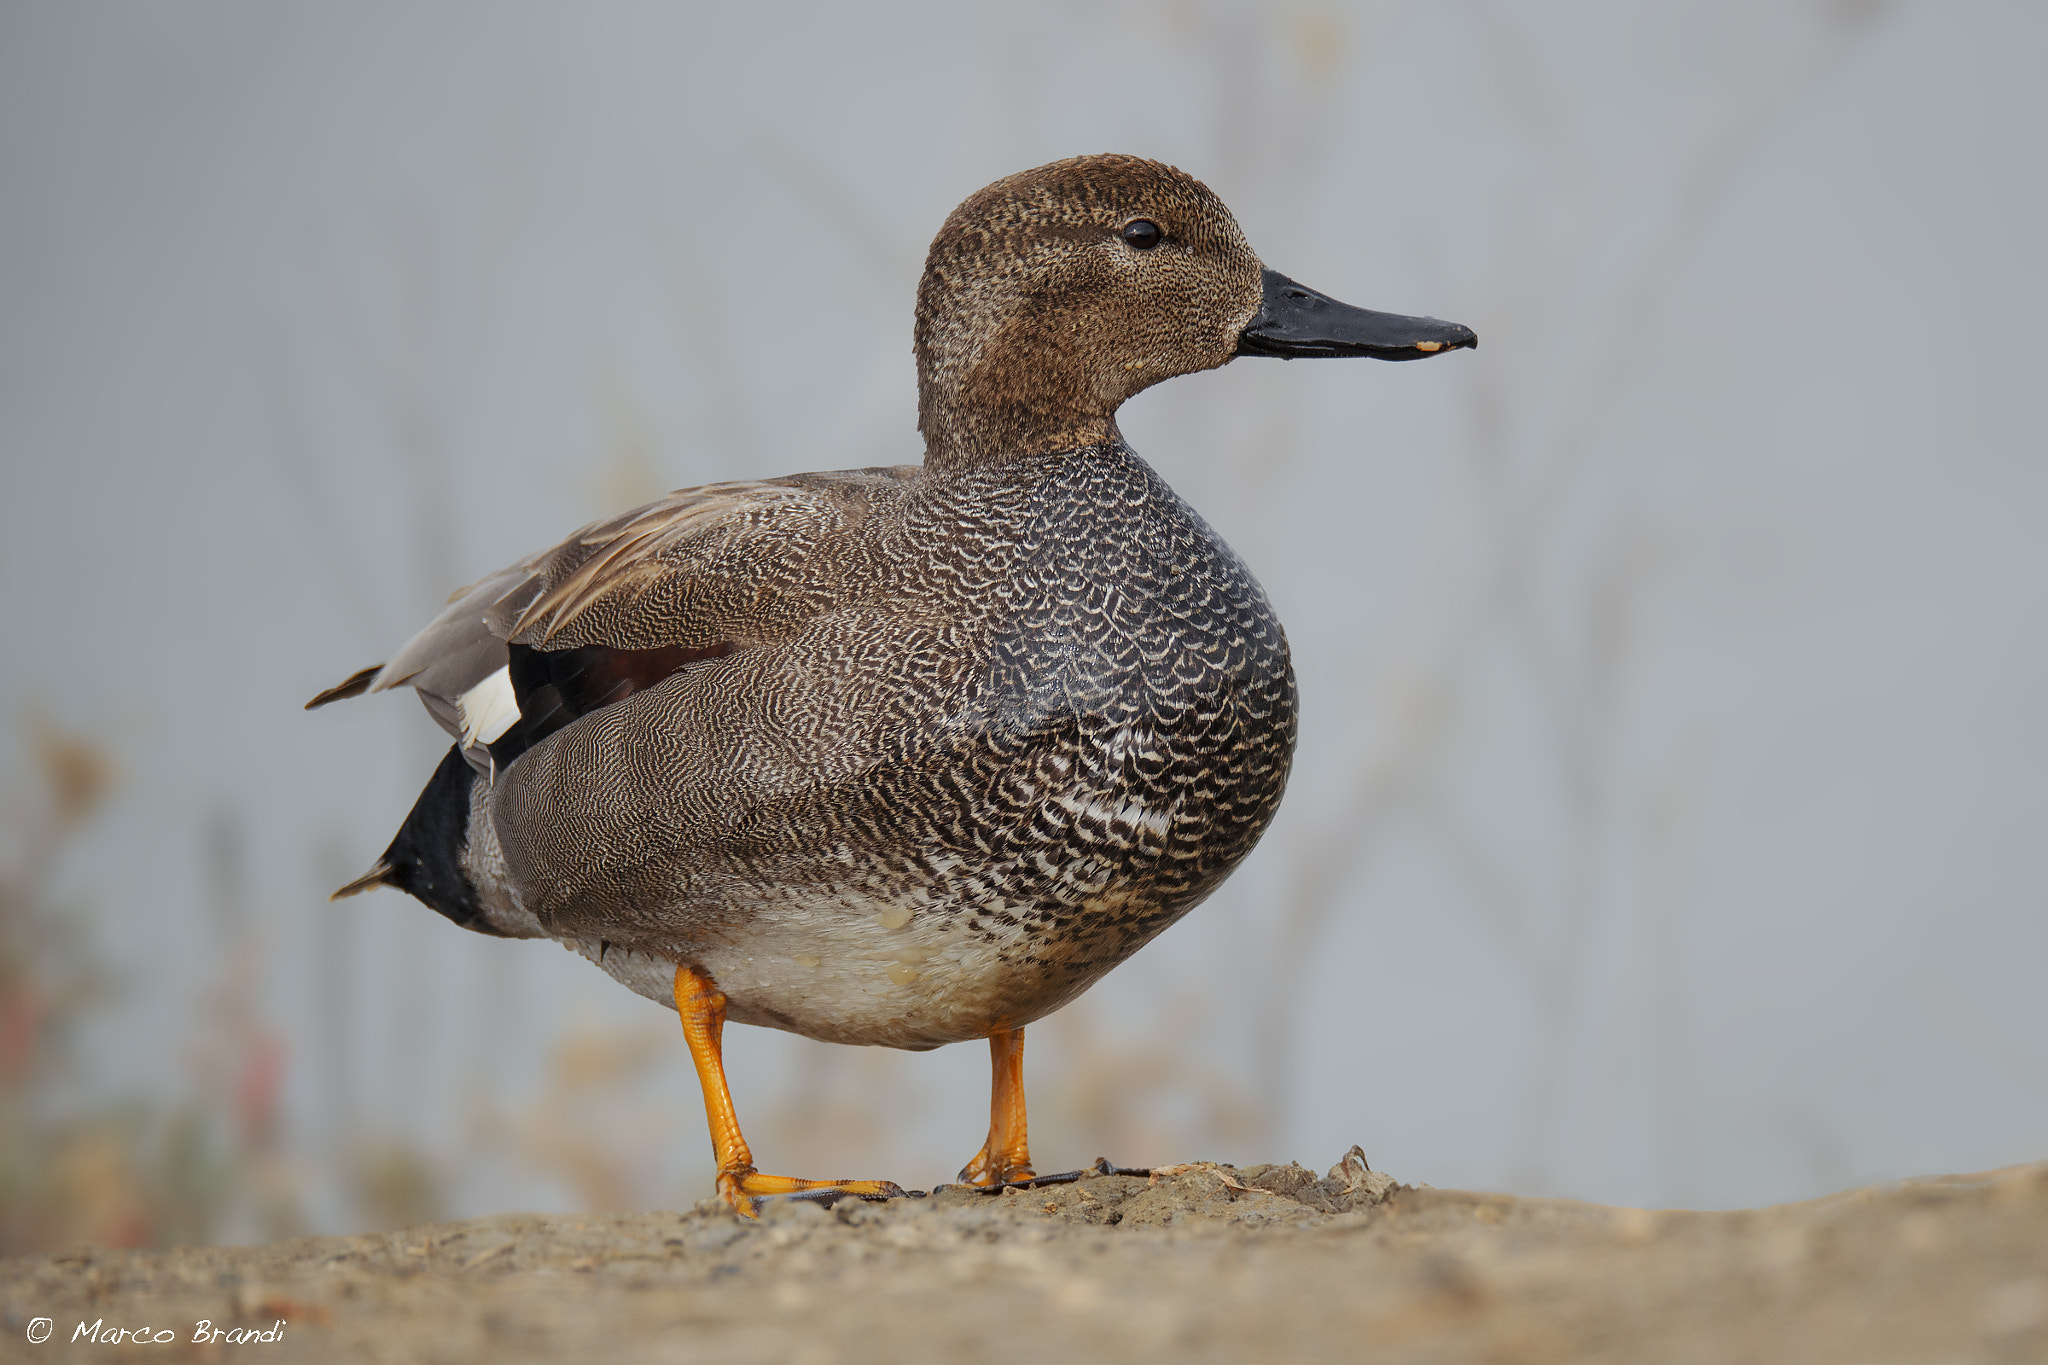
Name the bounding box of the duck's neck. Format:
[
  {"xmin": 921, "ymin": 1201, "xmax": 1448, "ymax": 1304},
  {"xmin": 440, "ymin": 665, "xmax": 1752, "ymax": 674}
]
[
  {"xmin": 919, "ymin": 402, "xmax": 1122, "ymax": 476},
  {"xmin": 914, "ymin": 282, "xmax": 1132, "ymax": 474}
]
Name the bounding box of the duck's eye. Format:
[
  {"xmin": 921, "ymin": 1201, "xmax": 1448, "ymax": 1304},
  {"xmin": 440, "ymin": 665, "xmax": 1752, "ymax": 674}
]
[{"xmin": 1120, "ymin": 219, "xmax": 1163, "ymax": 250}]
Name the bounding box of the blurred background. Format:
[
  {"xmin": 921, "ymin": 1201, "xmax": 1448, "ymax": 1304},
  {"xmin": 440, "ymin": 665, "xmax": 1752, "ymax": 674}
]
[{"xmin": 2, "ymin": 0, "xmax": 2043, "ymax": 1252}]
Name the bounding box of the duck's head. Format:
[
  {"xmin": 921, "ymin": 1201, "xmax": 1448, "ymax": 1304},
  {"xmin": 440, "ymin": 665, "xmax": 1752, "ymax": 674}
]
[{"xmin": 915, "ymin": 153, "xmax": 1475, "ymax": 473}]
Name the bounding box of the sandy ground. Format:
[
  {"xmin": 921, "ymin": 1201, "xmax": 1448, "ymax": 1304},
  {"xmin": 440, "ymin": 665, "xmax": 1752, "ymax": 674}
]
[{"xmin": 5, "ymin": 1153, "xmax": 2045, "ymax": 1363}]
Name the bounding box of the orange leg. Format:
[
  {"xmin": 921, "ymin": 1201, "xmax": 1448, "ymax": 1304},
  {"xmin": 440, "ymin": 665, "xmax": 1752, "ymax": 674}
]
[
  {"xmin": 673, "ymin": 963, "xmax": 905, "ymax": 1218},
  {"xmin": 955, "ymin": 1026, "xmax": 1037, "ymax": 1186}
]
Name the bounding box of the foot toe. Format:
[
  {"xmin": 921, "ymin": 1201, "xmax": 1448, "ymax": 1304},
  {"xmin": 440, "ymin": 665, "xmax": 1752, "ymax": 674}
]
[{"xmin": 718, "ymin": 1171, "xmax": 906, "ymax": 1218}]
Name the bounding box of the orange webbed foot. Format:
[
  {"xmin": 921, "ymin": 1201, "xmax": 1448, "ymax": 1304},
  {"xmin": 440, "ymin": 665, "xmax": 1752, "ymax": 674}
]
[
  {"xmin": 717, "ymin": 1168, "xmax": 907, "ymax": 1219},
  {"xmin": 955, "ymin": 1142, "xmax": 1037, "ymax": 1188},
  {"xmin": 675, "ymin": 964, "xmax": 910, "ymax": 1219},
  {"xmin": 954, "ymin": 1026, "xmax": 1035, "ymax": 1187}
]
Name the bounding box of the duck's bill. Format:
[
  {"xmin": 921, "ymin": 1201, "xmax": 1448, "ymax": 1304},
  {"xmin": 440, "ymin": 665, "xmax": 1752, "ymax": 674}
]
[{"xmin": 1236, "ymin": 269, "xmax": 1476, "ymax": 361}]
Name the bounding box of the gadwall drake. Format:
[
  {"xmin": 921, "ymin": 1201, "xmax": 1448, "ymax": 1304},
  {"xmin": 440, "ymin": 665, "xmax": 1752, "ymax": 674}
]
[{"xmin": 310, "ymin": 154, "xmax": 1473, "ymax": 1215}]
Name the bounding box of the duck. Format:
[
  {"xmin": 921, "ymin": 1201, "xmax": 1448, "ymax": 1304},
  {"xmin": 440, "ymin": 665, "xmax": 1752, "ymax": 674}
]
[{"xmin": 308, "ymin": 153, "xmax": 1474, "ymax": 1216}]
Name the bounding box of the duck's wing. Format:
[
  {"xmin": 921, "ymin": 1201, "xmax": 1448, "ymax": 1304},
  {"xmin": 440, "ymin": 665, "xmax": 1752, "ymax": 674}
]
[
  {"xmin": 303, "ymin": 553, "xmax": 544, "ymax": 759},
  {"xmin": 488, "ymin": 474, "xmax": 847, "ymax": 651},
  {"xmin": 306, "ymin": 468, "xmax": 918, "ymax": 766}
]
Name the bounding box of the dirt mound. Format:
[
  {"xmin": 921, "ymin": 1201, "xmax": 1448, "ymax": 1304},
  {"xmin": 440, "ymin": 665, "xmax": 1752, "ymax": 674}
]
[{"xmin": 6, "ymin": 1155, "xmax": 2045, "ymax": 1362}]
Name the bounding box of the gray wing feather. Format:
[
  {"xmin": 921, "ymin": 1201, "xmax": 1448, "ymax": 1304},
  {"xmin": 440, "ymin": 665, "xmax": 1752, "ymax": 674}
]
[
  {"xmin": 311, "ymin": 469, "xmax": 918, "ymax": 750},
  {"xmin": 372, "ymin": 559, "xmax": 539, "ymax": 710}
]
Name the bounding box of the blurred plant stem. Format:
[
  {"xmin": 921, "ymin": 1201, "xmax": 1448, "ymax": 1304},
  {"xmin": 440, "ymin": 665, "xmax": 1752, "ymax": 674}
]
[{"xmin": 0, "ymin": 715, "xmax": 315, "ymax": 1253}]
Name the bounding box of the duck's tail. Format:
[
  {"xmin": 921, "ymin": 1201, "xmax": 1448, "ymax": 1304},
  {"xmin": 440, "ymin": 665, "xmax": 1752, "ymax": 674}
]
[
  {"xmin": 305, "ymin": 662, "xmax": 384, "ymax": 710},
  {"xmin": 329, "ymin": 860, "xmax": 398, "ymax": 900},
  {"xmin": 328, "ymin": 745, "xmax": 509, "ymax": 937}
]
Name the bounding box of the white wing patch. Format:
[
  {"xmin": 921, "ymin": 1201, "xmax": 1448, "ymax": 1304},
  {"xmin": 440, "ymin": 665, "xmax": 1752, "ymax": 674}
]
[{"xmin": 457, "ymin": 667, "xmax": 520, "ymax": 749}]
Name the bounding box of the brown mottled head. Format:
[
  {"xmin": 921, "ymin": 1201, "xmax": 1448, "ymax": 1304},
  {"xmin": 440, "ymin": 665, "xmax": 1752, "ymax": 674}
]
[{"xmin": 914, "ymin": 155, "xmax": 1263, "ymax": 474}]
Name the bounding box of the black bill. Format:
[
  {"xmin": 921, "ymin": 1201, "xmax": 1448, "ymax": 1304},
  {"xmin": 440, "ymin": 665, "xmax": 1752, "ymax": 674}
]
[{"xmin": 1236, "ymin": 268, "xmax": 1476, "ymax": 361}]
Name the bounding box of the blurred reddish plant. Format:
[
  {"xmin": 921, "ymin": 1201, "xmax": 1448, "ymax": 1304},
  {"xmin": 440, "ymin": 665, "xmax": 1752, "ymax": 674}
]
[{"xmin": 0, "ymin": 717, "xmax": 308, "ymax": 1253}]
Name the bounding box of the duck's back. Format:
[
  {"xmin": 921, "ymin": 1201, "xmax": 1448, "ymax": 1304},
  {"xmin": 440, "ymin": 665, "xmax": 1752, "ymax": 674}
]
[{"xmin": 490, "ymin": 443, "xmax": 1296, "ymax": 1047}]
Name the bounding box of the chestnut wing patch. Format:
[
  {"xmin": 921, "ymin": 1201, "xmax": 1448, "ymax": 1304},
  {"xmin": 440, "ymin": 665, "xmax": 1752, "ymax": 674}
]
[{"xmin": 489, "ymin": 639, "xmax": 735, "ymax": 768}]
